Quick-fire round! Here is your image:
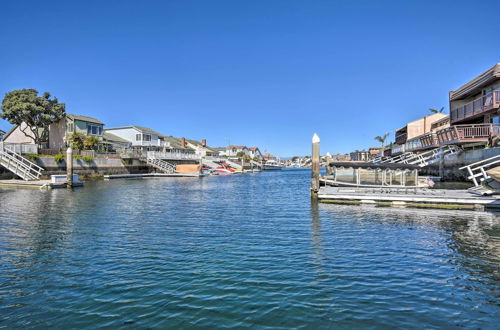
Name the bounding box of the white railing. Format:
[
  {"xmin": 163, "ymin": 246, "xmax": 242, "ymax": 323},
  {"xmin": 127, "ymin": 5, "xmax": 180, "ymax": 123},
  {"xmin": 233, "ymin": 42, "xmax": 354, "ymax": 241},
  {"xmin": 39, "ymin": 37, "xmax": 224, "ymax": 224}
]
[
  {"xmin": 459, "ymin": 154, "xmax": 500, "ymax": 186},
  {"xmin": 2, "ymin": 142, "xmax": 38, "ymax": 154},
  {"xmin": 147, "ymin": 151, "xmax": 201, "ymax": 160},
  {"xmin": 0, "ymin": 142, "xmax": 44, "ymax": 180}
]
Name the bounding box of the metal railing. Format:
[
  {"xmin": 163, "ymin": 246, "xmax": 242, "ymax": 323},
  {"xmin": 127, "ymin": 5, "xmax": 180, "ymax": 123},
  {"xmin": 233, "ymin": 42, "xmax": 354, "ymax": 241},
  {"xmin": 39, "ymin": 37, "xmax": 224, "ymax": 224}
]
[
  {"xmin": 459, "ymin": 154, "xmax": 500, "ymax": 186},
  {"xmin": 0, "ymin": 142, "xmax": 44, "ymax": 180},
  {"xmin": 2, "ymin": 142, "xmax": 38, "ymax": 154},
  {"xmin": 147, "ymin": 151, "xmax": 201, "ymax": 160},
  {"xmin": 451, "ymin": 91, "xmax": 500, "ymax": 123}
]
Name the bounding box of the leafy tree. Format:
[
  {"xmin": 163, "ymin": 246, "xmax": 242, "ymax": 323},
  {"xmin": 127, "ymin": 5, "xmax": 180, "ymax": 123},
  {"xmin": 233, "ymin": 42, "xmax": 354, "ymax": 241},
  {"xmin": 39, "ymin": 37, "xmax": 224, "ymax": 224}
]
[
  {"xmin": 0, "ymin": 89, "xmax": 65, "ymax": 146},
  {"xmin": 429, "ymin": 107, "xmax": 444, "ymax": 114},
  {"xmin": 374, "ymin": 133, "xmax": 390, "ymax": 149},
  {"xmin": 83, "ymin": 135, "xmax": 100, "ymax": 150},
  {"xmin": 68, "ymin": 133, "xmax": 85, "ymax": 150},
  {"xmin": 236, "ymin": 151, "xmax": 246, "ymax": 158}
]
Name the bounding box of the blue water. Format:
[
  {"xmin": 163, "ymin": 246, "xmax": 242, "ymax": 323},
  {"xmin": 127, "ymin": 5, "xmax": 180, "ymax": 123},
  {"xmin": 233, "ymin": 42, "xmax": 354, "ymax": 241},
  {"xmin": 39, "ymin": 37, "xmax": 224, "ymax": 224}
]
[{"xmin": 0, "ymin": 170, "xmax": 499, "ymax": 328}]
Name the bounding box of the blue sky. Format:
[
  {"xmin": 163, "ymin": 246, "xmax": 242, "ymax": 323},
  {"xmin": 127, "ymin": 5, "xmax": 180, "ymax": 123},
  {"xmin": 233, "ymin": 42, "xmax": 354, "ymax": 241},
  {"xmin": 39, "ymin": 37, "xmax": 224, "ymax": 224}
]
[{"xmin": 1, "ymin": 0, "xmax": 498, "ymax": 156}]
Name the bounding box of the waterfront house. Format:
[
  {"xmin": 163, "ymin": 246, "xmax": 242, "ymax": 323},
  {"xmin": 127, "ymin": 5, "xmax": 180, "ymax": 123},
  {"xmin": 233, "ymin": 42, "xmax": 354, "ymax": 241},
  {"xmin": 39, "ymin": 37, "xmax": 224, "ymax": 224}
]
[
  {"xmin": 2, "ymin": 113, "xmax": 104, "ymax": 150},
  {"xmin": 104, "ymin": 126, "xmax": 168, "ymax": 151},
  {"xmin": 102, "ymin": 132, "xmax": 132, "ymax": 151},
  {"xmin": 248, "ymin": 147, "xmax": 263, "ymax": 160},
  {"xmin": 221, "ymin": 145, "xmax": 250, "ymax": 158},
  {"xmin": 48, "ymin": 114, "xmax": 104, "ymax": 149},
  {"xmin": 436, "ymin": 63, "xmax": 500, "ymax": 145},
  {"xmin": 394, "ymin": 113, "xmax": 448, "ymax": 146},
  {"xmin": 163, "ymin": 136, "xmax": 196, "ymax": 154}
]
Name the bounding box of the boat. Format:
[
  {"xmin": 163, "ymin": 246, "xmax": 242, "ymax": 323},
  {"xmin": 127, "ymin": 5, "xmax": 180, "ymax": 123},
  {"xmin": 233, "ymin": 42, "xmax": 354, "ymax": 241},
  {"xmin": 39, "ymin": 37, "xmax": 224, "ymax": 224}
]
[{"xmin": 263, "ymin": 159, "xmax": 282, "ymax": 171}]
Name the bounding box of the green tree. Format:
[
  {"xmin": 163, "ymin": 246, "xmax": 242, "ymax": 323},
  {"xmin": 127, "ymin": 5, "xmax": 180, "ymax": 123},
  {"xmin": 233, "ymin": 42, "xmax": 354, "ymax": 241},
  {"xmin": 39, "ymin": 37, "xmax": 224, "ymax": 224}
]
[
  {"xmin": 374, "ymin": 133, "xmax": 390, "ymax": 149},
  {"xmin": 236, "ymin": 151, "xmax": 246, "ymax": 158},
  {"xmin": 83, "ymin": 135, "xmax": 100, "ymax": 150},
  {"xmin": 0, "ymin": 89, "xmax": 65, "ymax": 146},
  {"xmin": 68, "ymin": 133, "xmax": 85, "ymax": 150},
  {"xmin": 429, "ymin": 107, "xmax": 445, "ymax": 114}
]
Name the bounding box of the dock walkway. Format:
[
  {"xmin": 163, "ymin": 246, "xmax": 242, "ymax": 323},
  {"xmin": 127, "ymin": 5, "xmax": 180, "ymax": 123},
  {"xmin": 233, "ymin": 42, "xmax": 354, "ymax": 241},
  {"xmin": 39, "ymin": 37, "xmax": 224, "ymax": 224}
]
[{"xmin": 318, "ymin": 186, "xmax": 500, "ymax": 210}]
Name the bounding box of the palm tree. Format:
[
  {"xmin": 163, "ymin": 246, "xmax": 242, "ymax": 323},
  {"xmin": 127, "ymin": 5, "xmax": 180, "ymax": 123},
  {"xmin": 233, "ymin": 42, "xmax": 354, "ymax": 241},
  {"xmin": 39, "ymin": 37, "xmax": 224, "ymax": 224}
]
[
  {"xmin": 429, "ymin": 107, "xmax": 445, "ymax": 114},
  {"xmin": 374, "ymin": 133, "xmax": 390, "ymax": 150}
]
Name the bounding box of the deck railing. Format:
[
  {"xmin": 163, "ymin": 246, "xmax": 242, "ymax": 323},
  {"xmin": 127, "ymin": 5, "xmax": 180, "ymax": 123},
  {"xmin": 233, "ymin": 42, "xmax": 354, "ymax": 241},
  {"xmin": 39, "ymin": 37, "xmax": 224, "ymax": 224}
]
[
  {"xmin": 436, "ymin": 124, "xmax": 499, "ymax": 144},
  {"xmin": 451, "ymin": 91, "xmax": 500, "ymax": 123},
  {"xmin": 147, "ymin": 151, "xmax": 201, "ymax": 161}
]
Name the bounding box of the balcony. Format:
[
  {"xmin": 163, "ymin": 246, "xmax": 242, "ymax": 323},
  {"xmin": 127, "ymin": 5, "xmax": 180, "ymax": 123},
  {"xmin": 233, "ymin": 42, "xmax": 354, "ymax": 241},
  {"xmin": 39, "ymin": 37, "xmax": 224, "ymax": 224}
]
[
  {"xmin": 419, "ymin": 132, "xmax": 439, "ymax": 149},
  {"xmin": 395, "ymin": 132, "xmax": 407, "ymax": 145},
  {"xmin": 436, "ymin": 124, "xmax": 500, "ymax": 145},
  {"xmin": 450, "ymin": 91, "xmax": 500, "ymax": 124}
]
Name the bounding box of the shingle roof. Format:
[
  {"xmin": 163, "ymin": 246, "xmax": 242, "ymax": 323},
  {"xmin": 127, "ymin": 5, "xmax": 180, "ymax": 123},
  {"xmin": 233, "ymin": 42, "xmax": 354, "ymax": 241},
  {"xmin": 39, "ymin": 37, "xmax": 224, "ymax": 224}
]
[
  {"xmin": 450, "ymin": 63, "xmax": 500, "ymax": 101},
  {"xmin": 66, "ymin": 113, "xmax": 104, "ymax": 125}
]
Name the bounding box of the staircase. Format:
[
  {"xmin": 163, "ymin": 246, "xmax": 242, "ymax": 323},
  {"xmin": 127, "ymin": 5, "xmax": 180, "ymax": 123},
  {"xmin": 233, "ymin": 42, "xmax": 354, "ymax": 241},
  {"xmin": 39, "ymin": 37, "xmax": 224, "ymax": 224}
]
[
  {"xmin": 459, "ymin": 154, "xmax": 500, "ymax": 187},
  {"xmin": 0, "ymin": 142, "xmax": 44, "ymax": 181},
  {"xmin": 202, "ymin": 158, "xmax": 222, "ymax": 169},
  {"xmin": 146, "ymin": 158, "xmax": 176, "ymax": 174},
  {"xmin": 224, "ymin": 159, "xmax": 242, "ymax": 169},
  {"xmin": 378, "ymin": 152, "xmax": 415, "ymax": 164},
  {"xmin": 401, "ymin": 145, "xmax": 461, "ymax": 167}
]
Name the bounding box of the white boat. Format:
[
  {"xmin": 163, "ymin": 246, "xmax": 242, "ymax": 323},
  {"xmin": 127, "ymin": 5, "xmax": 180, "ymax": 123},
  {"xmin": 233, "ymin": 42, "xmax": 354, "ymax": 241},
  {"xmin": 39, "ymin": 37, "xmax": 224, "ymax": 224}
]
[{"xmin": 263, "ymin": 159, "xmax": 282, "ymax": 171}]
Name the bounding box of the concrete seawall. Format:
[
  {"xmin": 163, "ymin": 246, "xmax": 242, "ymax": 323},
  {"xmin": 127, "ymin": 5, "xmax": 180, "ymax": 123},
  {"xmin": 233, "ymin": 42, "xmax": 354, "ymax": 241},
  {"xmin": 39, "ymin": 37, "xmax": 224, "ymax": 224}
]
[{"xmin": 420, "ymin": 147, "xmax": 500, "ymax": 181}]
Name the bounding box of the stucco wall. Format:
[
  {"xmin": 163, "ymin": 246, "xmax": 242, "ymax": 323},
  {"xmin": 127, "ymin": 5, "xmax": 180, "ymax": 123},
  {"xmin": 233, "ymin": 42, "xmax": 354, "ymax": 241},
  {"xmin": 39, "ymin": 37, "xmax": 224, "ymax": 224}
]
[
  {"xmin": 49, "ymin": 119, "xmax": 66, "ymax": 149},
  {"xmin": 4, "ymin": 123, "xmax": 36, "ymax": 144}
]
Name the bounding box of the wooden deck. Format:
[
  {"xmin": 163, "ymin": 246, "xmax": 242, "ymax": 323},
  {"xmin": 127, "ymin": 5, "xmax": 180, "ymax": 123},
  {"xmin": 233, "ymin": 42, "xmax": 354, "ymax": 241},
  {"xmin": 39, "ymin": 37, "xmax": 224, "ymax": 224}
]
[{"xmin": 317, "ymin": 186, "xmax": 500, "ymax": 210}]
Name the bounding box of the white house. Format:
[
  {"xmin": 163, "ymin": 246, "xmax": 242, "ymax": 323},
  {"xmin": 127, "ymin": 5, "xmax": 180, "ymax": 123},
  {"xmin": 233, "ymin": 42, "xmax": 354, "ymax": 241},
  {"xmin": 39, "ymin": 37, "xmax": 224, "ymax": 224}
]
[
  {"xmin": 221, "ymin": 145, "xmax": 249, "ymax": 157},
  {"xmin": 104, "ymin": 126, "xmax": 167, "ymax": 151},
  {"xmin": 186, "ymin": 138, "xmax": 219, "ymax": 157}
]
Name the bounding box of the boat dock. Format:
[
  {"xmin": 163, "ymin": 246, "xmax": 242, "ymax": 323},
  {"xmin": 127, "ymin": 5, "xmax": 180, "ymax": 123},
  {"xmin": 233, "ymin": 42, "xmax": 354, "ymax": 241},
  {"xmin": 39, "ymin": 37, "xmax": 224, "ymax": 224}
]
[
  {"xmin": 0, "ymin": 179, "xmax": 83, "ymax": 190},
  {"xmin": 104, "ymin": 173, "xmax": 204, "ymax": 179},
  {"xmin": 310, "ymin": 134, "xmax": 500, "ymax": 211},
  {"xmin": 317, "ymin": 186, "xmax": 500, "ymax": 210}
]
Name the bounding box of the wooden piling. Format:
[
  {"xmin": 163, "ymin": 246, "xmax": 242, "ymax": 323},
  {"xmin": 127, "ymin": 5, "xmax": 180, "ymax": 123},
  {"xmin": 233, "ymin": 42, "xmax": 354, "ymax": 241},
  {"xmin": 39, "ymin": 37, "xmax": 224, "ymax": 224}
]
[
  {"xmin": 311, "ymin": 133, "xmax": 320, "ymax": 197},
  {"xmin": 66, "ymin": 147, "xmax": 73, "ymax": 188}
]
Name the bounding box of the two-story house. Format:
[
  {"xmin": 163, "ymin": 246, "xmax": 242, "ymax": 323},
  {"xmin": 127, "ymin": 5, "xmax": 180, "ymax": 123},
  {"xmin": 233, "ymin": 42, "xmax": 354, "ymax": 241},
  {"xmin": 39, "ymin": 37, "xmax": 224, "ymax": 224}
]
[
  {"xmin": 3, "ymin": 113, "xmax": 104, "ymax": 150},
  {"xmin": 49, "ymin": 114, "xmax": 104, "ymax": 149},
  {"xmin": 223, "ymin": 145, "xmax": 249, "ymax": 158}
]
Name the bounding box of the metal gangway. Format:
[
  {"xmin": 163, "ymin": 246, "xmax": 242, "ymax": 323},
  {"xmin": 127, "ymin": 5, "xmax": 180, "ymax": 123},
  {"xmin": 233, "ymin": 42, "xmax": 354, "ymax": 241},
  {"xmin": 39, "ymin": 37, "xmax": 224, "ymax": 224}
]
[
  {"xmin": 374, "ymin": 145, "xmax": 461, "ymax": 168},
  {"xmin": 0, "ymin": 142, "xmax": 44, "ymax": 180},
  {"xmin": 459, "ymin": 154, "xmax": 500, "ymax": 187}
]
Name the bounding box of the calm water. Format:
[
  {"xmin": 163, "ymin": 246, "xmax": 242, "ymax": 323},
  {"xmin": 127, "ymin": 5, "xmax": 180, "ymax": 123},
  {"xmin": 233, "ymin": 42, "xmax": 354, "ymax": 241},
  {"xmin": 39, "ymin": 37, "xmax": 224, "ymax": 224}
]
[{"xmin": 1, "ymin": 170, "xmax": 499, "ymax": 328}]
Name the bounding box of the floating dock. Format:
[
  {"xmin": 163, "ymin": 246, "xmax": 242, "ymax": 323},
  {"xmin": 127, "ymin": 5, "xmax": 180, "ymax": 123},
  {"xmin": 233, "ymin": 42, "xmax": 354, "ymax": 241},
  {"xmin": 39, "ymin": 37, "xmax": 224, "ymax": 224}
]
[
  {"xmin": 104, "ymin": 173, "xmax": 204, "ymax": 179},
  {"xmin": 317, "ymin": 186, "xmax": 500, "ymax": 210},
  {"xmin": 0, "ymin": 179, "xmax": 83, "ymax": 190}
]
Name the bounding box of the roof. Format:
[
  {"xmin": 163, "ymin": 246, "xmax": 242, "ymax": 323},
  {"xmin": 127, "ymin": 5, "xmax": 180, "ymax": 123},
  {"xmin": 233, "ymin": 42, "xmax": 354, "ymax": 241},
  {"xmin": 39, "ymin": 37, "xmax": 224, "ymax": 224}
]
[
  {"xmin": 450, "ymin": 63, "xmax": 500, "ymax": 101},
  {"xmin": 248, "ymin": 147, "xmax": 260, "ymax": 151},
  {"xmin": 103, "ymin": 132, "xmax": 130, "ymax": 144},
  {"xmin": 432, "ymin": 115, "xmax": 450, "ymax": 125},
  {"xmin": 163, "ymin": 136, "xmax": 195, "ymax": 151},
  {"xmin": 329, "ymin": 161, "xmax": 420, "ymax": 170},
  {"xmin": 3, "ymin": 124, "xmax": 46, "ymax": 141},
  {"xmin": 66, "ymin": 113, "xmax": 104, "ymax": 125},
  {"xmin": 228, "ymin": 145, "xmax": 247, "ymax": 149},
  {"xmin": 105, "ymin": 126, "xmax": 165, "ymax": 137},
  {"xmin": 185, "ymin": 138, "xmax": 218, "ymax": 152}
]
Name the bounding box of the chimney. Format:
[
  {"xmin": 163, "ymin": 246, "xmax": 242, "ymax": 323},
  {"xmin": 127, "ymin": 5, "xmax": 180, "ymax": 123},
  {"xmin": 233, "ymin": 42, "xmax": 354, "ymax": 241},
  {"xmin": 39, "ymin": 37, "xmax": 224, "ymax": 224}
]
[
  {"xmin": 181, "ymin": 137, "xmax": 186, "ymax": 148},
  {"xmin": 202, "ymin": 139, "xmax": 206, "ymax": 147}
]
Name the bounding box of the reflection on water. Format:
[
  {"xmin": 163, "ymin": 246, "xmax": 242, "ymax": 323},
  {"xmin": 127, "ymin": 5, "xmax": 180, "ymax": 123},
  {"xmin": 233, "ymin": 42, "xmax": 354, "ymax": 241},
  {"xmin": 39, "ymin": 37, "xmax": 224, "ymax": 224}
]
[{"xmin": 0, "ymin": 170, "xmax": 499, "ymax": 328}]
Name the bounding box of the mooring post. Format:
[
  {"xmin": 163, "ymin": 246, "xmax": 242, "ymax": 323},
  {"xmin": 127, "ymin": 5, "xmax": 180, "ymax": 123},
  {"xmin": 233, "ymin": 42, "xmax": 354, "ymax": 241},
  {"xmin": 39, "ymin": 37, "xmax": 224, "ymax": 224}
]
[
  {"xmin": 66, "ymin": 146, "xmax": 73, "ymax": 188},
  {"xmin": 311, "ymin": 133, "xmax": 320, "ymax": 197}
]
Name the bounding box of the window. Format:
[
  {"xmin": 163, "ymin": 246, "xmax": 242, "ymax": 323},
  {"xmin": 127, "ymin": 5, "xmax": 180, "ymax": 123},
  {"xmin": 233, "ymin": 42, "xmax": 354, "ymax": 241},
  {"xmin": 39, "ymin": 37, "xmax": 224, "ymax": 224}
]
[
  {"xmin": 136, "ymin": 134, "xmax": 142, "ymax": 141},
  {"xmin": 67, "ymin": 122, "xmax": 74, "ymax": 133},
  {"xmin": 143, "ymin": 134, "xmax": 151, "ymax": 142},
  {"xmin": 87, "ymin": 124, "xmax": 103, "ymax": 136}
]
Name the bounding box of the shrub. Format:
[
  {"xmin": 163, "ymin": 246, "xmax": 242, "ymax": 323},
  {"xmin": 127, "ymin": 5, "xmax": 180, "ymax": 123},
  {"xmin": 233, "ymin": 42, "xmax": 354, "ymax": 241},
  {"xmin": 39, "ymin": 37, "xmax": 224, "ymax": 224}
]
[
  {"xmin": 54, "ymin": 154, "xmax": 65, "ymax": 163},
  {"xmin": 68, "ymin": 133, "xmax": 85, "ymax": 150},
  {"xmin": 83, "ymin": 136, "xmax": 100, "ymax": 150},
  {"xmin": 82, "ymin": 155, "xmax": 94, "ymax": 163},
  {"xmin": 23, "ymin": 153, "xmax": 39, "ymax": 162}
]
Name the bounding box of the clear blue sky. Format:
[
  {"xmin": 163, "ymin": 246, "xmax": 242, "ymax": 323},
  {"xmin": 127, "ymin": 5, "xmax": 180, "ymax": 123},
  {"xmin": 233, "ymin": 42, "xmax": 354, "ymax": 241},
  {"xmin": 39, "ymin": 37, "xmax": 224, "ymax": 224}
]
[{"xmin": 1, "ymin": 0, "xmax": 498, "ymax": 156}]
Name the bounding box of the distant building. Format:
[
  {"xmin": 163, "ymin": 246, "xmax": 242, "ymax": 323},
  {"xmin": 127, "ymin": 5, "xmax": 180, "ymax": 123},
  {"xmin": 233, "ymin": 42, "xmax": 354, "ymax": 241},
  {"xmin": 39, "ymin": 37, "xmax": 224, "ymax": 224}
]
[
  {"xmin": 185, "ymin": 138, "xmax": 219, "ymax": 156},
  {"xmin": 221, "ymin": 145, "xmax": 249, "ymax": 157},
  {"xmin": 394, "ymin": 113, "xmax": 448, "ymax": 146}
]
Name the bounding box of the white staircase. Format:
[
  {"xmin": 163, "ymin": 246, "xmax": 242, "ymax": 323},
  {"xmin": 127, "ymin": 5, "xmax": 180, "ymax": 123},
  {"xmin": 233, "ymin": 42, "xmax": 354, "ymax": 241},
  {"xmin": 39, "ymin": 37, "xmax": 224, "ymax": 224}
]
[
  {"xmin": 378, "ymin": 152, "xmax": 415, "ymax": 164},
  {"xmin": 146, "ymin": 158, "xmax": 176, "ymax": 174},
  {"xmin": 459, "ymin": 154, "xmax": 500, "ymax": 187},
  {"xmin": 224, "ymin": 159, "xmax": 242, "ymax": 169},
  {"xmin": 400, "ymin": 145, "xmax": 461, "ymax": 167},
  {"xmin": 0, "ymin": 142, "xmax": 44, "ymax": 181}
]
